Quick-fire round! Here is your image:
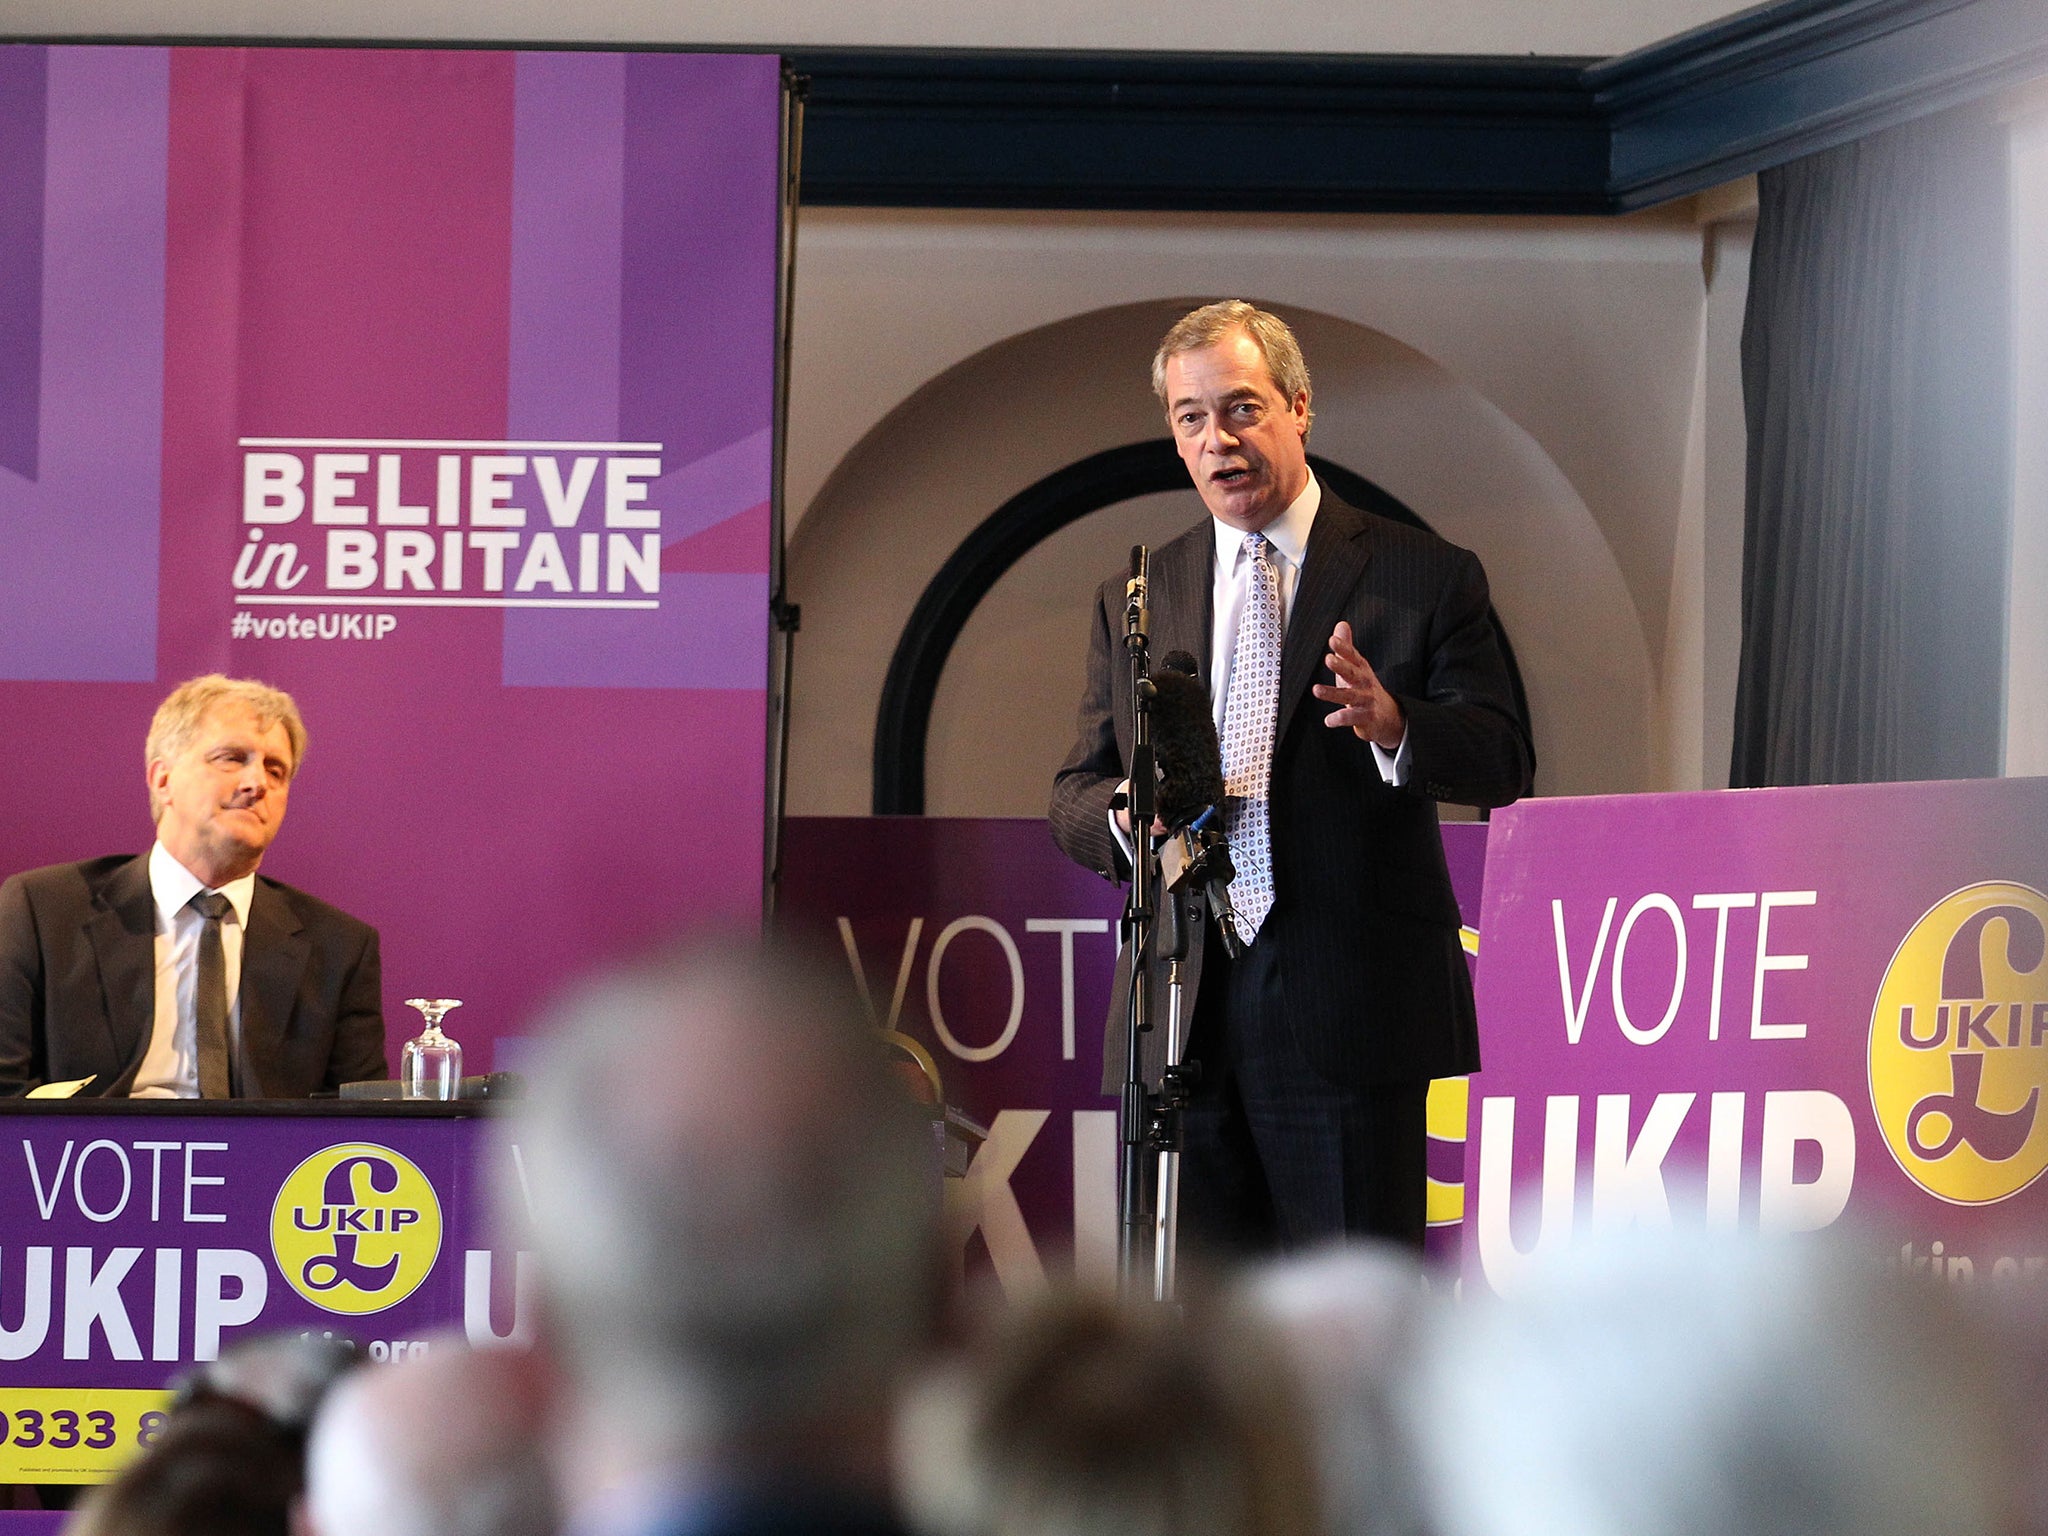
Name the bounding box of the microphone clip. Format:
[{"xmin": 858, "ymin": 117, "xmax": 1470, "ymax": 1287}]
[
  {"xmin": 1157, "ymin": 812, "xmax": 1244, "ymax": 960},
  {"xmin": 1124, "ymin": 545, "xmax": 1150, "ymax": 649}
]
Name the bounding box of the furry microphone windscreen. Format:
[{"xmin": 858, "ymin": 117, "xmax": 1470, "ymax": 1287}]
[{"xmin": 1154, "ymin": 652, "xmax": 1223, "ymax": 830}]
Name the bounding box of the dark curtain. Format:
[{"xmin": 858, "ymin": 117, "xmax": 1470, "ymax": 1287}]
[{"xmin": 1732, "ymin": 106, "xmax": 2012, "ymax": 787}]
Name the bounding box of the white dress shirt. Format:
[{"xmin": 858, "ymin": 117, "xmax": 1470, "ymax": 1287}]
[{"xmin": 132, "ymin": 841, "xmax": 256, "ymax": 1098}]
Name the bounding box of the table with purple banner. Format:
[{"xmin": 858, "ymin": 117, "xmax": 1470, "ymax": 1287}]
[{"xmin": 0, "ymin": 1100, "xmax": 524, "ymax": 1517}]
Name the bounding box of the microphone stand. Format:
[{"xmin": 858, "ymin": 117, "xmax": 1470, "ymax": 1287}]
[
  {"xmin": 1117, "ymin": 551, "xmax": 1158, "ymax": 1296},
  {"xmin": 1152, "ymin": 875, "xmax": 1195, "ymax": 1302},
  {"xmin": 1151, "ymin": 813, "xmax": 1235, "ymax": 1301},
  {"xmin": 1112, "ymin": 555, "xmax": 1249, "ymax": 1300}
]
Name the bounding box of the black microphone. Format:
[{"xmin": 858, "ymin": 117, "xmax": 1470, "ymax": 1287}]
[
  {"xmin": 1153, "ymin": 650, "xmax": 1221, "ymax": 830},
  {"xmin": 1184, "ymin": 808, "xmax": 1245, "ymax": 960},
  {"xmin": 1124, "ymin": 545, "xmax": 1150, "ymax": 643},
  {"xmin": 1151, "ymin": 651, "xmax": 1245, "ymax": 957}
]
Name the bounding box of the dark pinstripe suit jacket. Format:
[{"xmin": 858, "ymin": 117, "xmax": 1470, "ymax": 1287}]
[{"xmin": 1049, "ymin": 492, "xmax": 1533, "ymax": 1091}]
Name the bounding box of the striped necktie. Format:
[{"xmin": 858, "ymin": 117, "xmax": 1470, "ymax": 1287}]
[{"xmin": 191, "ymin": 891, "xmax": 234, "ymax": 1098}]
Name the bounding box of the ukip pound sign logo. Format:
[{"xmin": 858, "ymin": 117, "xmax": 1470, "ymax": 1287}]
[
  {"xmin": 1868, "ymin": 883, "xmax": 2048, "ymax": 1205},
  {"xmin": 271, "ymin": 1144, "xmax": 443, "ymax": 1314}
]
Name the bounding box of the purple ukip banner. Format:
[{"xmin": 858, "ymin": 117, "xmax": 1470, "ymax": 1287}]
[
  {"xmin": 0, "ymin": 48, "xmax": 783, "ymax": 1074},
  {"xmin": 0, "ymin": 1106, "xmax": 521, "ymax": 1486},
  {"xmin": 777, "ymin": 817, "xmax": 1491, "ymax": 1289},
  {"xmin": 1465, "ymin": 776, "xmax": 2048, "ymax": 1298}
]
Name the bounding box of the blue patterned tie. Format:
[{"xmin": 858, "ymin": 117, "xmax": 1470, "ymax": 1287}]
[{"xmin": 1220, "ymin": 533, "xmax": 1280, "ymax": 939}]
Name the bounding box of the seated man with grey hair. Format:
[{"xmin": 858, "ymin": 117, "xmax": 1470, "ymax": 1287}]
[
  {"xmin": 0, "ymin": 673, "xmax": 386, "ymax": 1097},
  {"xmin": 500, "ymin": 938, "xmax": 942, "ymax": 1536}
]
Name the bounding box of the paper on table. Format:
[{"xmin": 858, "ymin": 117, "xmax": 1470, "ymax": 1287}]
[{"xmin": 26, "ymin": 1077, "xmax": 91, "ymax": 1098}]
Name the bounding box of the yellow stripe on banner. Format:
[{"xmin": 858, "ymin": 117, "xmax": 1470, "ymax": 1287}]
[
  {"xmin": 0, "ymin": 1389, "xmax": 173, "ymax": 1483},
  {"xmin": 1426, "ymin": 1176, "xmax": 1466, "ymax": 1226},
  {"xmin": 1426, "ymin": 1075, "xmax": 1470, "ymax": 1143}
]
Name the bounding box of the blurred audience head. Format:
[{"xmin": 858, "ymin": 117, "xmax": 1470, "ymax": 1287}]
[
  {"xmin": 1986, "ymin": 1260, "xmax": 2048, "ymax": 1535},
  {"xmin": 1406, "ymin": 1224, "xmax": 2024, "ymax": 1536},
  {"xmin": 300, "ymin": 1335, "xmax": 554, "ymax": 1536},
  {"xmin": 501, "ymin": 935, "xmax": 941, "ymax": 1484},
  {"xmin": 170, "ymin": 1330, "xmax": 358, "ymax": 1437},
  {"xmin": 1238, "ymin": 1243, "xmax": 1432, "ymax": 1536},
  {"xmin": 68, "ymin": 1331, "xmax": 357, "ymax": 1536},
  {"xmin": 900, "ymin": 1286, "xmax": 1325, "ymax": 1536},
  {"xmin": 65, "ymin": 1398, "xmax": 301, "ymax": 1536}
]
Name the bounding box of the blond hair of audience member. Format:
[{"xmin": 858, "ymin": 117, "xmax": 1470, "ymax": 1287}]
[
  {"xmin": 299, "ymin": 1336, "xmax": 555, "ymax": 1536},
  {"xmin": 901, "ymin": 1289, "xmax": 1326, "ymax": 1536},
  {"xmin": 1406, "ymin": 1225, "xmax": 2024, "ymax": 1536},
  {"xmin": 501, "ymin": 938, "xmax": 941, "ymax": 1510}
]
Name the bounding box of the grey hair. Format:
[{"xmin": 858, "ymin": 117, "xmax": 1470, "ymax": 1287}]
[
  {"xmin": 305, "ymin": 1341, "xmax": 557, "ymax": 1536},
  {"xmin": 1405, "ymin": 1226, "xmax": 2020, "ymax": 1536},
  {"xmin": 1151, "ymin": 301, "xmax": 1314, "ymax": 434},
  {"xmin": 145, "ymin": 675, "xmax": 306, "ymax": 819},
  {"xmin": 500, "ymin": 938, "xmax": 939, "ymax": 1454},
  {"xmin": 918, "ymin": 1288, "xmax": 1325, "ymax": 1536}
]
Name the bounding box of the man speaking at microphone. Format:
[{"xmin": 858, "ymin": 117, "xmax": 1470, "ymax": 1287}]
[{"xmin": 1050, "ymin": 301, "xmax": 1532, "ymax": 1252}]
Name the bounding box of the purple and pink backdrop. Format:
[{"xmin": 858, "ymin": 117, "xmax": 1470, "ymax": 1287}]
[{"xmin": 0, "ymin": 47, "xmax": 783, "ymax": 1066}]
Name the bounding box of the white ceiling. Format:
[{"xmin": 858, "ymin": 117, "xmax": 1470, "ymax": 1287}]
[{"xmin": 6, "ymin": 0, "xmax": 1773, "ymax": 61}]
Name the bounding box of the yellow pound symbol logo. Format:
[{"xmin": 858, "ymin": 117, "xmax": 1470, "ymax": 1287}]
[
  {"xmin": 271, "ymin": 1144, "xmax": 442, "ymax": 1313},
  {"xmin": 1869, "ymin": 882, "xmax": 2048, "ymax": 1205}
]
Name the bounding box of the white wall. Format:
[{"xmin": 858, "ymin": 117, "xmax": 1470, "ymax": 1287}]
[
  {"xmin": 1656, "ymin": 202, "xmax": 1752, "ymax": 790},
  {"xmin": 4, "ymin": 0, "xmax": 1760, "ymax": 59},
  {"xmin": 785, "ymin": 202, "xmax": 1754, "ymax": 816}
]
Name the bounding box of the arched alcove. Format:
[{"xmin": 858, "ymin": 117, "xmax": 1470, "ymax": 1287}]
[
  {"xmin": 786, "ymin": 299, "xmax": 1649, "ymax": 817},
  {"xmin": 870, "ymin": 439, "xmax": 1533, "ymax": 813}
]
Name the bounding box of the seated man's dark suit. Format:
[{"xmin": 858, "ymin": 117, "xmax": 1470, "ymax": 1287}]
[
  {"xmin": 1049, "ymin": 492, "xmax": 1533, "ymax": 1243},
  {"xmin": 0, "ymin": 854, "xmax": 387, "ymax": 1097}
]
